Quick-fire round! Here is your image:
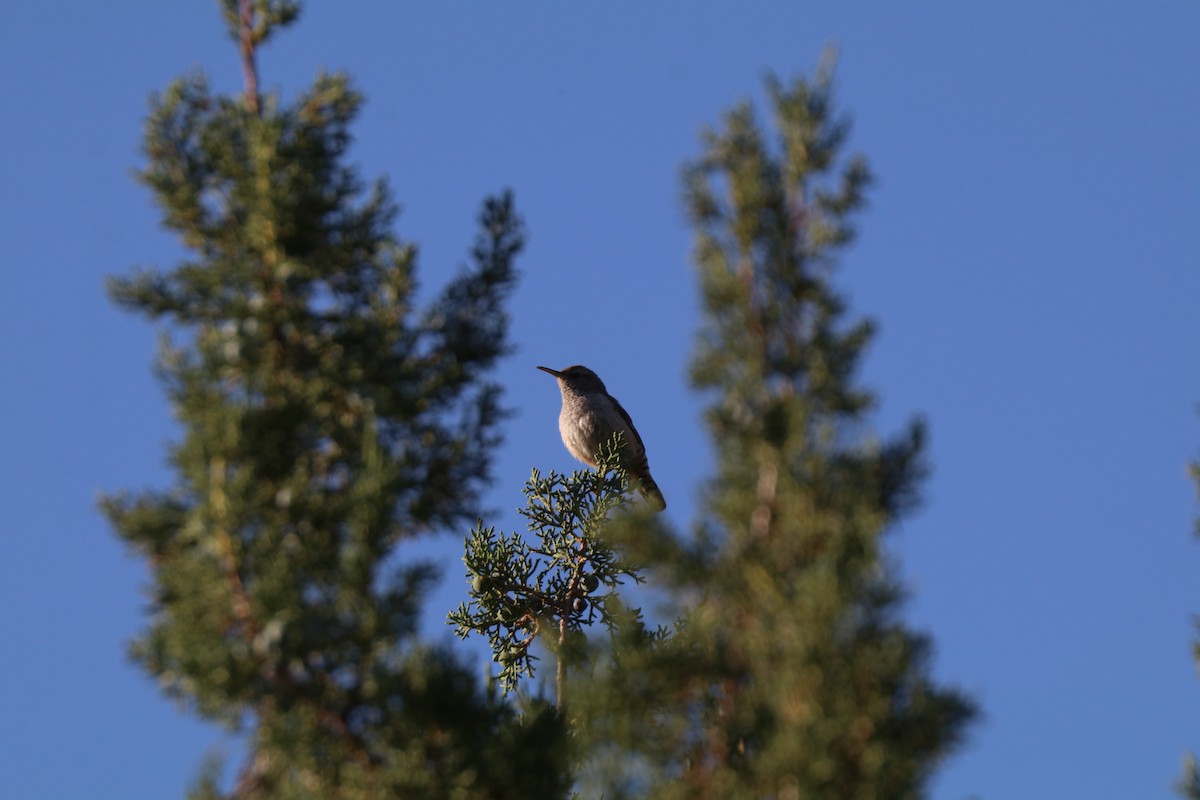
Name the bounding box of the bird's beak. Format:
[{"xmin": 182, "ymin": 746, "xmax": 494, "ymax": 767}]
[{"xmin": 536, "ymin": 365, "xmax": 563, "ymax": 378}]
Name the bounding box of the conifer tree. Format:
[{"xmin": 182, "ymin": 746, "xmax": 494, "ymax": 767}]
[
  {"xmin": 1180, "ymin": 450, "xmax": 1200, "ymax": 799},
  {"xmin": 572, "ymin": 55, "xmax": 977, "ymax": 799},
  {"xmin": 101, "ymin": 2, "xmax": 567, "ymax": 797},
  {"xmin": 450, "ymin": 436, "xmax": 651, "ymax": 711}
]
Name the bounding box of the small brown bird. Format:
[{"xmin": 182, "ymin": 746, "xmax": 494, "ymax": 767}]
[{"xmin": 537, "ymin": 364, "xmax": 666, "ymax": 511}]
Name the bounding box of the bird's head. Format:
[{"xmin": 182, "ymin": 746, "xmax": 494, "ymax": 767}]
[{"xmin": 537, "ymin": 364, "xmax": 608, "ymax": 395}]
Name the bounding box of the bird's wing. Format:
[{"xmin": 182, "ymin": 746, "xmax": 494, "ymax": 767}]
[{"xmin": 609, "ymin": 395, "xmax": 647, "ymax": 454}]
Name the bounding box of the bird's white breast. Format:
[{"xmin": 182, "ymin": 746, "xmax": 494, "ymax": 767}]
[{"xmin": 557, "ymin": 392, "xmax": 637, "ymax": 468}]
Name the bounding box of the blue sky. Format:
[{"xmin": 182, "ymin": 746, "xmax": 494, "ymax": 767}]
[{"xmin": 2, "ymin": 3, "xmax": 1198, "ymax": 798}]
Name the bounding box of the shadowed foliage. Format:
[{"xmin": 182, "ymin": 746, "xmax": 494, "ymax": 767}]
[
  {"xmin": 567, "ymin": 53, "xmax": 977, "ymax": 799},
  {"xmin": 102, "ymin": 2, "xmax": 567, "ymax": 797}
]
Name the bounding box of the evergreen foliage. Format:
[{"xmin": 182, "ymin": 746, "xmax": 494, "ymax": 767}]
[
  {"xmin": 1181, "ymin": 755, "xmax": 1200, "ymax": 800},
  {"xmin": 570, "ymin": 54, "xmax": 977, "ymax": 799},
  {"xmin": 101, "ymin": 2, "xmax": 567, "ymax": 797},
  {"xmin": 1182, "ymin": 452, "xmax": 1200, "ymax": 798},
  {"xmin": 451, "ymin": 434, "xmax": 652, "ymax": 707},
  {"xmin": 106, "ymin": 3, "xmax": 974, "ymax": 795}
]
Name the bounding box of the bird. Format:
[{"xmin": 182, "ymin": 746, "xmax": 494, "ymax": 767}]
[{"xmin": 537, "ymin": 364, "xmax": 666, "ymax": 511}]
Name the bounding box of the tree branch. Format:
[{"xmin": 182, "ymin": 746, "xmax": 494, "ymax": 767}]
[{"xmin": 239, "ymin": 0, "xmax": 260, "ymax": 115}]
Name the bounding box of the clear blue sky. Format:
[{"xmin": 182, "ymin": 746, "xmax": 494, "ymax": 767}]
[{"xmin": 2, "ymin": 3, "xmax": 1198, "ymax": 798}]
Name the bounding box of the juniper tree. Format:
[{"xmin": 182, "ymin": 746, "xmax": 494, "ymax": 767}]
[
  {"xmin": 450, "ymin": 436, "xmax": 654, "ymax": 711},
  {"xmin": 101, "ymin": 2, "xmax": 567, "ymax": 797},
  {"xmin": 571, "ymin": 55, "xmax": 977, "ymax": 799}
]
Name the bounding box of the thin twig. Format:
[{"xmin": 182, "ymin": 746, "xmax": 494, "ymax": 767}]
[{"xmin": 556, "ymin": 615, "xmax": 567, "ymax": 712}]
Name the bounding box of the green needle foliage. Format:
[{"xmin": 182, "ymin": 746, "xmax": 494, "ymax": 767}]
[
  {"xmin": 574, "ymin": 53, "xmax": 978, "ymax": 799},
  {"xmin": 679, "ymin": 54, "xmax": 977, "ymax": 798},
  {"xmin": 1181, "ymin": 450, "xmax": 1200, "ymax": 799},
  {"xmin": 1182, "ymin": 756, "xmax": 1200, "ymax": 800},
  {"xmin": 451, "ymin": 435, "xmax": 649, "ymax": 707},
  {"xmin": 100, "ymin": 2, "xmax": 566, "ymax": 797}
]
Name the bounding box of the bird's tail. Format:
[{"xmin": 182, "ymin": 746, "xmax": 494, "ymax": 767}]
[
  {"xmin": 630, "ymin": 466, "xmax": 666, "ymax": 512},
  {"xmin": 615, "ymin": 436, "xmax": 666, "ymax": 511}
]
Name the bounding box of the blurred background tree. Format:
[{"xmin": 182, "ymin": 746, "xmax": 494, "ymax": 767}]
[
  {"xmin": 100, "ymin": 2, "xmax": 567, "ymax": 797},
  {"xmin": 568, "ymin": 54, "xmax": 978, "ymax": 799},
  {"xmin": 1180, "ymin": 444, "xmax": 1200, "ymax": 799}
]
